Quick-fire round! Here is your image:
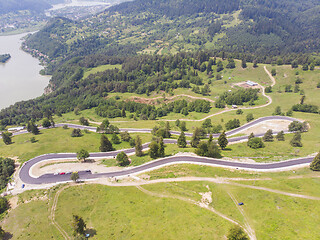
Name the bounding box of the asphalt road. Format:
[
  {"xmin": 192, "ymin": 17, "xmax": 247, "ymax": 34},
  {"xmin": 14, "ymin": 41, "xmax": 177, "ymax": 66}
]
[{"xmin": 6, "ymin": 115, "xmax": 309, "ymax": 185}]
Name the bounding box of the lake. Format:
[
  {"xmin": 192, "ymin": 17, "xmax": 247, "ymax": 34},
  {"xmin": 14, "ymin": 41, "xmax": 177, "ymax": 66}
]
[{"xmin": 0, "ymin": 33, "xmax": 50, "ymax": 110}]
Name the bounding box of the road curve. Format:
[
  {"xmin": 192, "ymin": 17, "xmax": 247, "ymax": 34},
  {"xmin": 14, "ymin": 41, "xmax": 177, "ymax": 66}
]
[{"xmin": 19, "ymin": 138, "xmax": 314, "ymax": 185}]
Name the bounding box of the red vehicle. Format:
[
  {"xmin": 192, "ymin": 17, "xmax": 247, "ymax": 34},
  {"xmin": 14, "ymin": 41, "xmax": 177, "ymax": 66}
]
[{"xmin": 59, "ymin": 172, "xmax": 66, "ymax": 175}]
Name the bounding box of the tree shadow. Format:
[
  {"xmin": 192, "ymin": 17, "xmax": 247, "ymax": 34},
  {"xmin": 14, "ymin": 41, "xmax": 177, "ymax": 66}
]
[
  {"xmin": 223, "ymin": 147, "xmax": 232, "ymax": 151},
  {"xmin": 83, "ymin": 159, "xmax": 95, "ymax": 163},
  {"xmin": 85, "ymin": 228, "xmax": 97, "ymax": 238},
  {"xmin": 3, "ymin": 232, "xmax": 13, "ymax": 240}
]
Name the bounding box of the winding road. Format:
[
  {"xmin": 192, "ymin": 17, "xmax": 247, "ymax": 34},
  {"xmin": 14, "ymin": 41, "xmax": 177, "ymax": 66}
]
[{"xmin": 15, "ymin": 115, "xmax": 312, "ymax": 185}]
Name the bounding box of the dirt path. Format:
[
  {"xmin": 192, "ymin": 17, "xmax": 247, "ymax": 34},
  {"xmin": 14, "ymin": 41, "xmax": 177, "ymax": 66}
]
[
  {"xmin": 93, "ymin": 177, "xmax": 320, "ymax": 201},
  {"xmin": 50, "ymin": 186, "xmax": 71, "ymax": 240},
  {"xmin": 135, "ymin": 185, "xmax": 255, "ymax": 238},
  {"xmin": 263, "ymin": 66, "xmax": 276, "ymax": 87},
  {"xmin": 130, "ymin": 94, "xmax": 216, "ymax": 104},
  {"xmin": 227, "ymin": 190, "xmax": 257, "ymax": 240},
  {"xmin": 106, "ymin": 69, "xmax": 276, "ymax": 123}
]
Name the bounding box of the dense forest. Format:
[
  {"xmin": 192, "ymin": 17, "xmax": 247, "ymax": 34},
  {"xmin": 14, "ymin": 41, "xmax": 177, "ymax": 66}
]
[
  {"xmin": 23, "ymin": 0, "xmax": 320, "ymax": 75},
  {"xmin": 0, "ymin": 52, "xmax": 218, "ymax": 125},
  {"xmin": 0, "ymin": 0, "xmax": 64, "ymax": 14}
]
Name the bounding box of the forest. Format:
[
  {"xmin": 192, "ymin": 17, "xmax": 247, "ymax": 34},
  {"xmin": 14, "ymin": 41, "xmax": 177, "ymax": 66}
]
[
  {"xmin": 0, "ymin": 0, "xmax": 64, "ymax": 14},
  {"xmin": 22, "ymin": 0, "xmax": 320, "ymax": 75}
]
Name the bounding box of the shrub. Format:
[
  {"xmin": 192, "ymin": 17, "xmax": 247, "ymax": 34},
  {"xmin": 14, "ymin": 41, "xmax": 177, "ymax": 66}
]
[
  {"xmin": 247, "ymin": 138, "xmax": 265, "ymax": 149},
  {"xmin": 116, "ymin": 152, "xmax": 130, "ymax": 166}
]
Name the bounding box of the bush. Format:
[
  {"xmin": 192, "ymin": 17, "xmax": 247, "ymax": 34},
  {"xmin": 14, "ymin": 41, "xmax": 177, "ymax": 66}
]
[
  {"xmin": 247, "ymin": 138, "xmax": 265, "ymax": 149},
  {"xmin": 195, "ymin": 142, "xmax": 221, "ymax": 158},
  {"xmin": 288, "ymin": 121, "xmax": 308, "ymax": 132},
  {"xmin": 79, "ymin": 117, "xmax": 89, "ymax": 126},
  {"xmin": 120, "ymin": 131, "xmax": 131, "ymax": 142},
  {"xmin": 290, "ymin": 132, "xmax": 302, "ymax": 147},
  {"xmin": 227, "ymin": 225, "xmax": 249, "ymax": 240},
  {"xmin": 236, "ymin": 109, "xmax": 243, "ymax": 115},
  {"xmin": 71, "ymin": 129, "xmax": 82, "ymax": 137},
  {"xmin": 225, "ymin": 119, "xmax": 240, "ymax": 130},
  {"xmin": 0, "ymin": 197, "xmax": 8, "ymax": 214},
  {"xmin": 116, "ymin": 152, "xmax": 130, "ymax": 166},
  {"xmin": 246, "ymin": 113, "xmax": 254, "ymax": 122},
  {"xmin": 310, "ymin": 152, "xmax": 320, "ymax": 171}
]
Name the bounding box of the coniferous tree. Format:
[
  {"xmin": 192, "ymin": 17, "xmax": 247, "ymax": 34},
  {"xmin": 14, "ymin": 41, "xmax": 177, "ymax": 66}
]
[
  {"xmin": 208, "ymin": 133, "xmax": 213, "ymax": 143},
  {"xmin": 241, "ymin": 58, "xmax": 247, "ymax": 68},
  {"xmin": 263, "ymin": 129, "xmax": 274, "ymax": 142},
  {"xmin": 218, "ymin": 131, "xmax": 228, "ymax": 149},
  {"xmin": 100, "ymin": 135, "xmax": 113, "ymax": 152},
  {"xmin": 135, "ymin": 136, "xmax": 143, "ymax": 157},
  {"xmin": 290, "ymin": 132, "xmax": 302, "ymax": 147},
  {"xmin": 149, "ymin": 141, "xmax": 159, "ymax": 159},
  {"xmin": 178, "ymin": 131, "xmax": 187, "ymax": 148},
  {"xmin": 117, "ymin": 152, "xmax": 130, "ymax": 166},
  {"xmin": 310, "ymin": 152, "xmax": 320, "ymax": 171},
  {"xmin": 276, "ymin": 131, "xmax": 285, "ymax": 141},
  {"xmin": 31, "ymin": 124, "xmax": 40, "ymax": 135},
  {"xmin": 2, "ymin": 132, "xmax": 12, "ymax": 145},
  {"xmin": 72, "ymin": 215, "xmax": 86, "ymax": 236},
  {"xmin": 158, "ymin": 137, "xmax": 165, "ymax": 157},
  {"xmin": 112, "ymin": 133, "xmax": 121, "ymax": 144},
  {"xmin": 191, "ymin": 128, "xmax": 201, "ymax": 148}
]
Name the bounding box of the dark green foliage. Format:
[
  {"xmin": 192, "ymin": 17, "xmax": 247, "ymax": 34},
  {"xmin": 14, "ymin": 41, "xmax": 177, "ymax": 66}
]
[
  {"xmin": 247, "ymin": 137, "xmax": 265, "ymax": 149},
  {"xmin": 290, "ymin": 132, "xmax": 302, "ymax": 147},
  {"xmin": 111, "ymin": 133, "xmax": 121, "ymax": 144},
  {"xmin": 72, "ymin": 215, "xmax": 86, "ymax": 236},
  {"xmin": 195, "ymin": 142, "xmax": 221, "ymax": 158},
  {"xmin": 218, "ymin": 131, "xmax": 228, "ymax": 150},
  {"xmin": 302, "ymin": 64, "xmax": 309, "ymax": 71},
  {"xmin": 178, "ymin": 132, "xmax": 187, "ymax": 148},
  {"xmin": 30, "ymin": 137, "xmax": 37, "ymax": 143},
  {"xmin": 219, "ymin": 89, "xmax": 259, "ymax": 106},
  {"xmin": 265, "ymin": 86, "xmax": 272, "ymax": 93},
  {"xmin": 310, "ymin": 152, "xmax": 320, "ymax": 171},
  {"xmin": 225, "ymin": 119, "xmax": 240, "ymax": 130},
  {"xmin": 236, "ymin": 109, "xmax": 243, "ymax": 115},
  {"xmin": 285, "ymin": 85, "xmax": 292, "ymax": 92},
  {"xmin": 179, "ymin": 121, "xmax": 187, "ymax": 131},
  {"xmin": 2, "ymin": 132, "xmax": 12, "ymax": 145},
  {"xmin": 42, "ymin": 118, "xmax": 51, "ymax": 128},
  {"xmin": 0, "ymin": 197, "xmax": 8, "ymax": 214},
  {"xmin": 292, "ymin": 104, "xmax": 319, "ymax": 113},
  {"xmin": 241, "ymin": 59, "xmax": 247, "ymax": 68},
  {"xmin": 247, "ymin": 133, "xmax": 255, "ymax": 142},
  {"xmin": 120, "ymin": 131, "xmax": 131, "ymax": 142},
  {"xmin": 135, "ymin": 136, "xmax": 143, "ymax": 157},
  {"xmin": 246, "ymin": 113, "xmax": 254, "ymax": 122},
  {"xmin": 77, "ymin": 149, "xmax": 89, "ymax": 161},
  {"xmin": 71, "ymin": 129, "xmax": 82, "ymax": 137},
  {"xmin": 226, "ymin": 58, "xmax": 236, "ymax": 69},
  {"xmin": 271, "ymin": 69, "xmax": 276, "ymax": 76},
  {"xmin": 227, "ymin": 225, "xmax": 249, "ymax": 240},
  {"xmin": 288, "ymin": 121, "xmax": 308, "ymax": 132},
  {"xmin": 0, "ymin": 157, "xmax": 15, "ymax": 190},
  {"xmin": 273, "ymin": 106, "xmax": 282, "ymax": 115},
  {"xmin": 158, "ymin": 137, "xmax": 165, "ymax": 157},
  {"xmin": 71, "ymin": 172, "xmax": 79, "ymax": 182},
  {"xmin": 191, "ymin": 128, "xmax": 201, "ymax": 148},
  {"xmin": 100, "ymin": 135, "xmax": 113, "ymax": 152},
  {"xmin": 276, "ymin": 131, "xmax": 285, "ymax": 141},
  {"xmin": 263, "ymin": 129, "xmax": 274, "ymax": 142},
  {"xmin": 117, "ymin": 152, "xmax": 130, "ymax": 166},
  {"xmin": 79, "ymin": 117, "xmax": 89, "ymax": 126},
  {"xmin": 202, "ymin": 119, "xmax": 212, "ymax": 129},
  {"xmin": 149, "ymin": 141, "xmax": 159, "ymax": 159}
]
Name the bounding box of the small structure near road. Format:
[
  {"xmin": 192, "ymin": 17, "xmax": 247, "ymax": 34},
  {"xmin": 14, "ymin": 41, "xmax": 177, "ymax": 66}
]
[
  {"xmin": 246, "ymin": 81, "xmax": 258, "ymax": 86},
  {"xmin": 8, "ymin": 126, "xmax": 25, "ymax": 132}
]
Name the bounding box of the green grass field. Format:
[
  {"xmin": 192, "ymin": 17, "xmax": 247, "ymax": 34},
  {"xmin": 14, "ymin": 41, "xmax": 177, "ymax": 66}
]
[
  {"xmin": 0, "ymin": 128, "xmax": 152, "ymax": 162},
  {"xmin": 3, "ymin": 169, "xmax": 320, "ymax": 239}
]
